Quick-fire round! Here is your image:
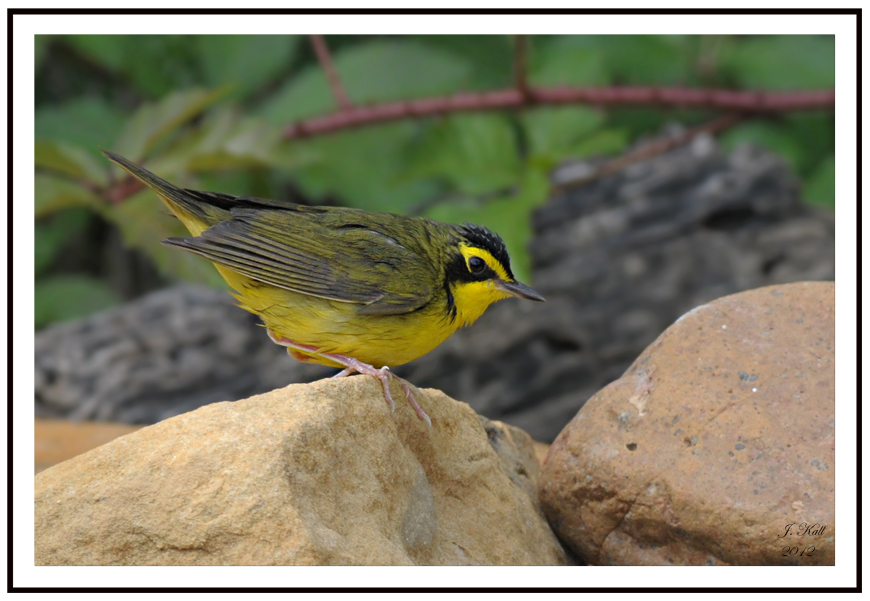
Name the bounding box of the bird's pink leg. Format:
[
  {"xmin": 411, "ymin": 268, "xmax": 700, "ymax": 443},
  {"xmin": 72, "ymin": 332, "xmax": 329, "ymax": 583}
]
[{"xmin": 267, "ymin": 331, "xmax": 431, "ymax": 426}]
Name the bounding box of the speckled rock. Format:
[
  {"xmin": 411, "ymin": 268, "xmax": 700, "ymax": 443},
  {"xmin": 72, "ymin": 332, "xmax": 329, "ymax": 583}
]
[
  {"xmin": 540, "ymin": 282, "xmax": 834, "ymax": 565},
  {"xmin": 35, "ymin": 377, "xmax": 568, "ymax": 565}
]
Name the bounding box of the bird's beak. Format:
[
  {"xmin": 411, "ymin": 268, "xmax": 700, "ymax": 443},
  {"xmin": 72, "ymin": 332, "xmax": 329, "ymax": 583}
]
[{"xmin": 495, "ymin": 279, "xmax": 546, "ymax": 302}]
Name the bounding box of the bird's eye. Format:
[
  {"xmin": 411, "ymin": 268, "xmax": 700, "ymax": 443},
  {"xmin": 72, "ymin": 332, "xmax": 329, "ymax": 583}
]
[{"xmin": 468, "ymin": 256, "xmax": 486, "ymax": 274}]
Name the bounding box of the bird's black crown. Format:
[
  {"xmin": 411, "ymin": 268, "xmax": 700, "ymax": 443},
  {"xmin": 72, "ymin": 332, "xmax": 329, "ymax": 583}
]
[{"xmin": 458, "ymin": 223, "xmax": 513, "ymax": 280}]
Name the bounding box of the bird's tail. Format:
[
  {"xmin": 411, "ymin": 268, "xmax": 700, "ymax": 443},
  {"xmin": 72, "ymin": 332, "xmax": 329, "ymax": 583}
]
[{"xmin": 102, "ymin": 150, "xmax": 227, "ymax": 236}]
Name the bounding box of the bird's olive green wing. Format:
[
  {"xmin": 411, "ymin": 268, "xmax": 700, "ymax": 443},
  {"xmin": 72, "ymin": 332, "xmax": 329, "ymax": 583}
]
[{"xmin": 164, "ymin": 207, "xmax": 443, "ymax": 316}]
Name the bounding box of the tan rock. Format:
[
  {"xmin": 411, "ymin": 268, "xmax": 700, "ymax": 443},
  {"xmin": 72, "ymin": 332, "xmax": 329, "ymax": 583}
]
[
  {"xmin": 540, "ymin": 282, "xmax": 834, "ymax": 565},
  {"xmin": 35, "ymin": 419, "xmax": 142, "ymax": 474},
  {"xmin": 532, "ymin": 441, "xmax": 551, "ymax": 468},
  {"xmin": 35, "ymin": 376, "xmax": 568, "ymax": 565}
]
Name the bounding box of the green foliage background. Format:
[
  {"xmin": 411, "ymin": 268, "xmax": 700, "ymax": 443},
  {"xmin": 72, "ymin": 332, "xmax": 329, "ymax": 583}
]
[{"xmin": 34, "ymin": 34, "xmax": 835, "ymax": 329}]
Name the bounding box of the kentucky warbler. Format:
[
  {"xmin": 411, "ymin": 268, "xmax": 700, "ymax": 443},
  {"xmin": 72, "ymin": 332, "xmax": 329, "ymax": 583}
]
[{"xmin": 103, "ymin": 151, "xmax": 544, "ymax": 426}]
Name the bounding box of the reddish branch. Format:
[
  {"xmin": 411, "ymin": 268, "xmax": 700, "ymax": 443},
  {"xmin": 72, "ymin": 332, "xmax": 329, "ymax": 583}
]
[
  {"xmin": 99, "ymin": 87, "xmax": 833, "ymax": 204},
  {"xmin": 103, "ymin": 177, "xmax": 144, "ymax": 204},
  {"xmin": 309, "ymin": 35, "xmax": 352, "ymax": 110},
  {"xmin": 284, "ymin": 86, "xmax": 834, "ymax": 139}
]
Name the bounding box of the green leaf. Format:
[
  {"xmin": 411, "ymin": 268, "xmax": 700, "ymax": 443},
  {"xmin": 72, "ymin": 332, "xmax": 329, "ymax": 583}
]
[
  {"xmin": 196, "ymin": 35, "xmax": 300, "ymax": 99},
  {"xmin": 65, "ymin": 35, "xmax": 201, "ymax": 98},
  {"xmin": 63, "ymin": 35, "xmax": 127, "ymax": 72},
  {"xmin": 416, "ymin": 35, "xmax": 515, "ymax": 89},
  {"xmin": 293, "ymin": 113, "xmax": 524, "ymax": 218},
  {"xmin": 803, "ymin": 156, "xmax": 834, "ymax": 209},
  {"xmin": 96, "ymin": 190, "xmax": 226, "ymax": 287},
  {"xmin": 521, "ymin": 107, "xmax": 605, "ymax": 161},
  {"xmin": 607, "ymin": 107, "xmax": 685, "ymax": 143},
  {"xmin": 605, "ymin": 35, "xmax": 692, "ymax": 85},
  {"xmin": 35, "ymin": 173, "xmax": 102, "ymax": 219},
  {"xmin": 292, "ymin": 122, "xmax": 438, "ymax": 214},
  {"xmin": 564, "ymin": 128, "xmax": 628, "ymax": 159},
  {"xmin": 261, "ymin": 39, "xmax": 471, "ymax": 123},
  {"xmin": 112, "ymin": 87, "xmax": 230, "ymax": 161},
  {"xmin": 334, "ymin": 39, "xmax": 470, "ymax": 100},
  {"xmin": 721, "ymin": 122, "xmax": 805, "ymax": 173},
  {"xmin": 534, "ymin": 35, "xmax": 692, "ymax": 85},
  {"xmin": 723, "ymin": 35, "xmax": 834, "ymax": 90},
  {"xmin": 403, "ymin": 114, "xmax": 522, "ymax": 195},
  {"xmin": 781, "ymin": 113, "xmax": 835, "ymax": 175},
  {"xmin": 150, "ymin": 107, "xmax": 316, "ymax": 174},
  {"xmin": 35, "ymin": 208, "xmax": 92, "ymax": 276},
  {"xmin": 193, "ymin": 170, "xmax": 261, "ymax": 199},
  {"xmin": 529, "ymin": 43, "xmax": 608, "ymax": 87},
  {"xmin": 35, "ymin": 139, "xmax": 108, "ymax": 186},
  {"xmin": 35, "ymin": 97, "xmax": 126, "ymax": 158},
  {"xmin": 35, "ymin": 274, "xmax": 120, "ymax": 329}
]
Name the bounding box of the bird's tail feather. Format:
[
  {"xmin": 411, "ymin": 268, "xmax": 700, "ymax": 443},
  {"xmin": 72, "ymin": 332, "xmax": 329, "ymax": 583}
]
[{"xmin": 102, "ymin": 150, "xmax": 224, "ymax": 235}]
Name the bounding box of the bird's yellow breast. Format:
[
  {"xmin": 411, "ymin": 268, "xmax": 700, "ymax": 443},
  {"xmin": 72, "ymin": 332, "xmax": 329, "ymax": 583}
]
[{"xmin": 217, "ymin": 266, "xmax": 467, "ymax": 369}]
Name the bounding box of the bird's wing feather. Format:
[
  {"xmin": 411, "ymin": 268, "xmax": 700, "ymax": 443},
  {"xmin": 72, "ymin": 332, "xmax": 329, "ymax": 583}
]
[{"xmin": 163, "ymin": 207, "xmax": 441, "ymax": 315}]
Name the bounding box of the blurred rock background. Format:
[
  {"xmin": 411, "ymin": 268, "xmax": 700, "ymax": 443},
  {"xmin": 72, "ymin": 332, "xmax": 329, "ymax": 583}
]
[{"xmin": 34, "ymin": 34, "xmax": 834, "ymax": 444}]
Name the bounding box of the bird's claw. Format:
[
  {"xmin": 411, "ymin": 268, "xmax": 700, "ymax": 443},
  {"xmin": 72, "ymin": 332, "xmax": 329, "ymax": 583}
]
[{"xmin": 310, "ymin": 347, "xmax": 429, "ymax": 426}]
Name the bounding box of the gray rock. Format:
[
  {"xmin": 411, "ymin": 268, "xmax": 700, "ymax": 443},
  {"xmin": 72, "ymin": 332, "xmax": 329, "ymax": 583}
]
[{"xmin": 35, "ymin": 285, "xmax": 333, "ymax": 424}]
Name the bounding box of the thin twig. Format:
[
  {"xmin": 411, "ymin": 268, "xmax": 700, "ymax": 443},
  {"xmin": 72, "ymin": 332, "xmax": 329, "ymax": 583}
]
[
  {"xmin": 284, "ymin": 86, "xmax": 834, "ymax": 139},
  {"xmin": 309, "ymin": 35, "xmax": 352, "ymax": 110},
  {"xmin": 553, "ymin": 113, "xmax": 748, "ymax": 193},
  {"xmin": 514, "ymin": 35, "xmax": 532, "ymax": 101},
  {"xmin": 104, "ymin": 178, "xmax": 144, "ymax": 204}
]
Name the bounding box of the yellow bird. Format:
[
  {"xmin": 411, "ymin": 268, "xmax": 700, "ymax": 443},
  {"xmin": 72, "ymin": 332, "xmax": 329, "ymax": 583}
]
[{"xmin": 103, "ymin": 151, "xmax": 544, "ymax": 425}]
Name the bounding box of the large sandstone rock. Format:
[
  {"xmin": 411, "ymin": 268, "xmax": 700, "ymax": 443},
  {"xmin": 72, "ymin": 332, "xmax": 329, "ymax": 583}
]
[
  {"xmin": 540, "ymin": 282, "xmax": 834, "ymax": 565},
  {"xmin": 35, "ymin": 377, "xmax": 568, "ymax": 565}
]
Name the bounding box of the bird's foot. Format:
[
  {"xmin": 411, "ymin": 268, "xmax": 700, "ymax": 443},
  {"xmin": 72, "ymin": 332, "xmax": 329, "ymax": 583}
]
[
  {"xmin": 267, "ymin": 330, "xmax": 431, "ymax": 426},
  {"xmin": 325, "ymin": 355, "xmax": 431, "ymax": 428}
]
